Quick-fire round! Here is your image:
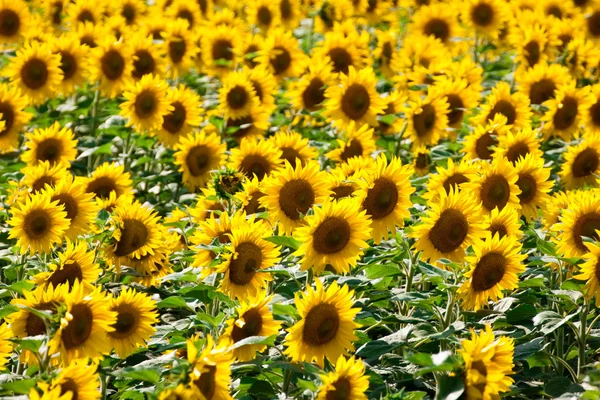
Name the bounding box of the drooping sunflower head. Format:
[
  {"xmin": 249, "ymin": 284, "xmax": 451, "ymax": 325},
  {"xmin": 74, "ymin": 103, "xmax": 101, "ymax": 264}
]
[
  {"xmin": 229, "ymin": 138, "xmax": 283, "ymax": 182},
  {"xmin": 412, "ymin": 146, "xmax": 433, "ymax": 177},
  {"xmin": 559, "ymin": 135, "xmax": 600, "ymax": 190},
  {"xmin": 234, "ymin": 176, "xmax": 267, "ymax": 216},
  {"xmin": 284, "ymin": 280, "xmax": 360, "ymax": 368},
  {"xmin": 119, "ymin": 74, "xmax": 173, "ymax": 133},
  {"xmin": 43, "ymin": 240, "xmax": 100, "ymax": 292},
  {"xmin": 22, "ymin": 122, "xmax": 77, "ymax": 167},
  {"xmin": 316, "ymin": 355, "xmax": 370, "ymax": 400}
]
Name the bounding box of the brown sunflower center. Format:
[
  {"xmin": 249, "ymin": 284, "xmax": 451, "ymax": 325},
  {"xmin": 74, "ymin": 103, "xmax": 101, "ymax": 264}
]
[
  {"xmin": 312, "ymin": 216, "xmax": 351, "ymax": 254},
  {"xmin": 133, "ymin": 50, "xmax": 156, "ymax": 79},
  {"xmin": 21, "ymin": 58, "xmax": 48, "ymax": 89},
  {"xmin": 413, "ymin": 104, "xmax": 437, "ymax": 138},
  {"xmin": 428, "ymin": 208, "xmax": 468, "ymax": 254},
  {"xmin": 230, "ymin": 115, "xmax": 256, "ymax": 140},
  {"xmin": 194, "ymin": 365, "xmax": 216, "ymax": 400},
  {"xmin": 341, "ymin": 84, "xmax": 371, "ymax": 121},
  {"xmin": 58, "ymin": 51, "xmax": 77, "ymax": 80},
  {"xmin": 257, "ymin": 6, "xmax": 272, "ymax": 26},
  {"xmin": 280, "ymin": 147, "xmax": 303, "ymax": 168},
  {"xmin": 340, "ymin": 139, "xmax": 363, "ymax": 162},
  {"xmin": 553, "ymin": 96, "xmax": 578, "ymax": 131},
  {"xmin": 424, "ymin": 18, "xmax": 450, "ymax": 42},
  {"xmin": 471, "ymin": 2, "xmax": 494, "ymax": 26},
  {"xmin": 109, "ymin": 304, "xmax": 138, "ymax": 339},
  {"xmin": 0, "ymin": 102, "xmax": 15, "ymax": 136},
  {"xmin": 62, "ymin": 303, "xmax": 94, "ymax": 349},
  {"xmin": 163, "ymin": 101, "xmax": 186, "ymax": 134},
  {"xmin": 169, "ymin": 37, "xmax": 187, "ymax": 63},
  {"xmin": 572, "ymin": 148, "xmax": 600, "ymax": 178},
  {"xmin": 590, "ymin": 101, "xmax": 600, "ymax": 127},
  {"xmin": 442, "ymin": 173, "xmax": 469, "ymax": 194},
  {"xmin": 594, "ymin": 258, "xmax": 600, "ymax": 283},
  {"xmin": 415, "ymin": 153, "xmax": 431, "ymax": 170},
  {"xmin": 24, "ymin": 210, "xmax": 52, "ymax": 239},
  {"xmin": 240, "ymin": 154, "xmax": 271, "ymax": 181},
  {"xmin": 229, "ymin": 242, "xmax": 262, "ymax": 285},
  {"xmin": 326, "ymin": 378, "xmax": 351, "ymax": 400},
  {"xmin": 472, "ymin": 252, "xmax": 506, "ymax": 291},
  {"xmin": 231, "ymin": 308, "xmax": 263, "ymax": 342},
  {"xmin": 77, "ymin": 9, "xmax": 94, "ymax": 23},
  {"xmin": 588, "ymin": 11, "xmax": 600, "ymax": 37},
  {"xmin": 489, "ymin": 223, "xmax": 508, "ymax": 239},
  {"xmin": 271, "ymin": 46, "xmax": 291, "ymax": 75},
  {"xmin": 80, "ymin": 35, "xmax": 97, "ymax": 49},
  {"xmin": 574, "ymin": 212, "xmax": 600, "ymax": 252},
  {"xmin": 487, "ymin": 100, "xmax": 516, "ymax": 125},
  {"xmin": 529, "ymin": 79, "xmax": 556, "ymax": 105},
  {"xmin": 251, "ymin": 81, "xmax": 263, "ymax": 102},
  {"xmin": 185, "ymin": 145, "xmax": 211, "ymax": 177},
  {"xmin": 87, "ymin": 176, "xmax": 118, "ymax": 199},
  {"xmin": 227, "ymin": 86, "xmax": 249, "ymax": 110},
  {"xmin": 280, "ymin": 0, "xmax": 292, "ymax": 19},
  {"xmin": 303, "ymin": 78, "xmax": 326, "ymax": 111},
  {"xmin": 328, "ymin": 47, "xmax": 352, "ymax": 74},
  {"xmin": 505, "ymin": 142, "xmax": 529, "ymax": 163},
  {"xmin": 302, "ymin": 303, "xmax": 340, "ymax": 346},
  {"xmin": 134, "ymin": 90, "xmax": 157, "ymax": 118},
  {"xmin": 480, "ymin": 174, "xmax": 511, "ymax": 211},
  {"xmin": 32, "ymin": 176, "xmax": 56, "ymax": 193},
  {"xmin": 101, "ymin": 50, "xmax": 125, "ymax": 80},
  {"xmin": 212, "ymin": 39, "xmax": 234, "ymax": 64},
  {"xmin": 25, "ymin": 302, "xmax": 55, "ymax": 336},
  {"xmin": 524, "ymin": 41, "xmax": 540, "ymax": 67},
  {"xmin": 362, "ymin": 177, "xmax": 398, "ymax": 219},
  {"xmin": 331, "ymin": 185, "xmax": 354, "ymax": 200},
  {"xmin": 59, "ymin": 378, "xmax": 79, "ymax": 400},
  {"xmin": 278, "ymin": 179, "xmax": 315, "ymax": 220},
  {"xmin": 36, "ymin": 138, "xmax": 62, "ymax": 163},
  {"xmin": 177, "ymin": 9, "xmax": 194, "ymax": 27},
  {"xmin": 51, "ymin": 3, "xmax": 63, "ymax": 25},
  {"xmin": 245, "ymin": 45, "xmax": 260, "ymax": 68},
  {"xmin": 446, "ymin": 94, "xmax": 464, "ymax": 126},
  {"xmin": 516, "ymin": 173, "xmax": 537, "ymax": 204},
  {"xmin": 244, "ymin": 191, "xmax": 266, "ymax": 215},
  {"xmin": 114, "ymin": 219, "xmax": 149, "ymax": 257},
  {"xmin": 474, "ymin": 131, "xmax": 497, "ymax": 160},
  {"xmin": 47, "ymin": 261, "xmax": 83, "ymax": 289},
  {"xmin": 0, "ymin": 9, "xmax": 20, "ymax": 37}
]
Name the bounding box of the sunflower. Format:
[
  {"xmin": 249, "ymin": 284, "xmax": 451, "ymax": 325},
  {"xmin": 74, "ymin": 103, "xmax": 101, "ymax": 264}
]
[
  {"xmin": 412, "ymin": 146, "xmax": 432, "ymax": 177},
  {"xmin": 88, "ymin": 38, "xmax": 132, "ymax": 98},
  {"xmin": 166, "ymin": 0, "xmax": 202, "ymax": 28},
  {"xmin": 339, "ymin": 155, "xmax": 377, "ymax": 178},
  {"xmin": 288, "ymin": 57, "xmax": 336, "ymax": 113},
  {"xmin": 29, "ymin": 386, "xmax": 73, "ymax": 400},
  {"xmin": 516, "ymin": 62, "xmax": 570, "ymax": 106},
  {"xmin": 294, "ymin": 198, "xmax": 372, "ymax": 275},
  {"xmin": 472, "ymin": 82, "xmax": 531, "ymax": 130},
  {"xmin": 128, "ymin": 33, "xmax": 166, "ymax": 80},
  {"xmin": 459, "ymin": 325, "xmax": 515, "ymax": 399},
  {"xmin": 463, "ymin": 114, "xmax": 510, "ymax": 161},
  {"xmin": 411, "ymin": 187, "xmax": 485, "ymax": 264},
  {"xmin": 229, "ymin": 138, "xmax": 282, "ymax": 181},
  {"xmin": 372, "ymin": 30, "xmax": 396, "ymax": 78},
  {"xmin": 174, "ymin": 129, "xmax": 227, "ymax": 192},
  {"xmin": 554, "ymin": 191, "xmax": 600, "ymax": 258},
  {"xmin": 50, "ymin": 361, "xmax": 100, "ymax": 400},
  {"xmin": 51, "ymin": 34, "xmax": 89, "ymax": 96},
  {"xmin": 247, "ymin": 0, "xmax": 280, "ymax": 31},
  {"xmin": 326, "ymin": 123, "xmax": 377, "ymax": 164},
  {"xmin": 0, "ymin": 0, "xmax": 30, "ymax": 43},
  {"xmin": 543, "ymin": 190, "xmax": 576, "ymax": 231},
  {"xmin": 0, "ymin": 84, "xmax": 31, "ymax": 153},
  {"xmin": 22, "ymin": 122, "xmax": 77, "ymax": 167},
  {"xmin": 313, "ymin": 31, "xmax": 370, "ymax": 75},
  {"xmin": 105, "ymin": 201, "xmax": 163, "ymax": 269},
  {"xmin": 325, "ymin": 169, "xmax": 360, "ymax": 201},
  {"xmin": 423, "ymin": 158, "xmax": 480, "ymax": 202},
  {"xmin": 40, "ymin": 240, "xmax": 100, "ymax": 293},
  {"xmin": 269, "ymin": 130, "xmax": 318, "ymax": 168},
  {"xmin": 278, "ymin": 0, "xmax": 301, "ymax": 29},
  {"xmin": 85, "ymin": 162, "xmax": 133, "ymax": 208},
  {"xmin": 430, "ymin": 78, "xmax": 479, "ymax": 131},
  {"xmin": 510, "ymin": 20, "xmax": 558, "ymax": 70},
  {"xmin": 494, "ymin": 126, "xmax": 543, "ymax": 165},
  {"xmin": 6, "ymin": 41, "xmax": 63, "ymax": 106},
  {"xmin": 107, "ymin": 288, "xmax": 158, "ymax": 358},
  {"xmin": 8, "ymin": 192, "xmax": 69, "ymax": 255},
  {"xmin": 461, "ymin": 0, "xmax": 509, "ymax": 39},
  {"xmin": 9, "ymin": 284, "xmax": 66, "ymax": 341},
  {"xmin": 376, "ymin": 91, "xmax": 406, "ymax": 136},
  {"xmin": 235, "ymin": 177, "xmax": 266, "ymax": 216},
  {"xmin": 559, "ymin": 135, "xmax": 600, "ymax": 189},
  {"xmin": 257, "ymin": 28, "xmax": 306, "ymax": 80},
  {"xmin": 22, "ymin": 162, "xmax": 69, "ymax": 198},
  {"xmin": 584, "ymin": 85, "xmax": 600, "ymax": 136},
  {"xmin": 222, "ymin": 293, "xmax": 281, "ymax": 361},
  {"xmin": 189, "ymin": 335, "xmax": 233, "ymax": 400},
  {"xmin": 458, "ymin": 234, "xmax": 526, "ymax": 310},
  {"xmin": 391, "ymin": 34, "xmax": 450, "ymax": 74},
  {"xmin": 260, "ymin": 160, "xmax": 330, "ymax": 235},
  {"xmin": 43, "ymin": 0, "xmax": 65, "ymax": 28},
  {"xmin": 162, "ymin": 19, "xmax": 197, "ymax": 78},
  {"xmin": 513, "ymin": 154, "xmax": 553, "ymax": 220},
  {"xmin": 317, "ymin": 356, "xmax": 370, "ymax": 400},
  {"xmin": 403, "ymin": 94, "xmax": 450, "ymax": 147},
  {"xmin": 0, "ymin": 324, "xmax": 11, "ymax": 369},
  {"xmin": 355, "ymin": 155, "xmax": 415, "ymax": 243},
  {"xmin": 218, "ymin": 71, "xmax": 260, "ymax": 119},
  {"xmin": 159, "ymin": 385, "xmax": 203, "ymax": 400},
  {"xmin": 313, "ymin": 0, "xmax": 349, "ymax": 34},
  {"xmin": 120, "ymin": 74, "xmax": 172, "ymax": 133},
  {"xmin": 156, "ymin": 84, "xmax": 203, "ymax": 148},
  {"xmin": 541, "ymin": 83, "xmax": 593, "ymax": 141},
  {"xmin": 74, "ymin": 21, "xmax": 107, "ymax": 49},
  {"xmin": 410, "ymin": 5, "xmax": 463, "ymax": 49},
  {"xmin": 224, "ymin": 104, "xmax": 271, "ymax": 142},
  {"xmin": 484, "ymin": 205, "xmax": 523, "ymax": 239},
  {"xmin": 201, "ymin": 24, "xmax": 240, "ymax": 77},
  {"xmin": 240, "ymin": 34, "xmax": 264, "ymax": 69},
  {"xmin": 463, "ymin": 156, "xmax": 522, "ymax": 213},
  {"xmin": 65, "ymin": 0, "xmax": 102, "ymax": 26},
  {"xmin": 575, "ymin": 240, "xmax": 600, "ymax": 306},
  {"xmin": 49, "ymin": 284, "xmax": 116, "ymax": 364},
  {"xmin": 189, "ymin": 187, "xmax": 226, "ymax": 223},
  {"xmin": 284, "ymin": 280, "xmax": 359, "ymax": 368},
  {"xmin": 324, "ymin": 67, "xmax": 386, "ymax": 130}
]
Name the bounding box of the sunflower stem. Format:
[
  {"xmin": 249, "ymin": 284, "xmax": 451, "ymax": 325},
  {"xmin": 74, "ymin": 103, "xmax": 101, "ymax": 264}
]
[
  {"xmin": 306, "ymin": 268, "xmax": 313, "ymax": 287},
  {"xmin": 578, "ymin": 301, "xmax": 590, "ymax": 379},
  {"xmin": 282, "ymin": 368, "xmax": 292, "ymax": 394}
]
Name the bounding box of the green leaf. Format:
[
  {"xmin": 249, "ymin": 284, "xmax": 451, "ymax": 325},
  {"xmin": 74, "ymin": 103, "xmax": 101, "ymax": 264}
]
[
  {"xmin": 230, "ymin": 335, "xmax": 276, "ymax": 350},
  {"xmin": 9, "ymin": 280, "xmax": 35, "ymax": 294},
  {"xmin": 0, "ymin": 304, "xmax": 18, "ymax": 319},
  {"xmin": 435, "ymin": 375, "xmax": 464, "ymax": 400},
  {"xmin": 533, "ymin": 311, "xmax": 577, "ymax": 335},
  {"xmin": 365, "ymin": 263, "xmax": 403, "ymax": 279},
  {"xmin": 544, "ymin": 377, "xmax": 573, "ymax": 397},
  {"xmin": 264, "ymin": 236, "xmax": 301, "ymax": 250},
  {"xmin": 117, "ymin": 368, "xmax": 161, "ymax": 384},
  {"xmin": 156, "ymin": 296, "xmax": 192, "ymax": 311},
  {"xmin": 14, "ymin": 337, "xmax": 44, "ymax": 353},
  {"xmin": 506, "ymin": 304, "xmax": 537, "ymax": 324},
  {"xmin": 519, "ymin": 277, "xmax": 545, "ymax": 288},
  {"xmin": 1, "ymin": 378, "xmax": 38, "ymax": 394},
  {"xmin": 356, "ymin": 340, "xmax": 401, "ymax": 359}
]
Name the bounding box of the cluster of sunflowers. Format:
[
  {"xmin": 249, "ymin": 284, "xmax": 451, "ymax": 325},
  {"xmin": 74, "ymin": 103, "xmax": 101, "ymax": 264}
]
[{"xmin": 3, "ymin": 0, "xmax": 600, "ymax": 398}]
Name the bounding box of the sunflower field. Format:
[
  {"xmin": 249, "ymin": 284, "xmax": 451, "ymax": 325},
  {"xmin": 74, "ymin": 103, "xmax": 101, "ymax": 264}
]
[{"xmin": 5, "ymin": 0, "xmax": 600, "ymax": 399}]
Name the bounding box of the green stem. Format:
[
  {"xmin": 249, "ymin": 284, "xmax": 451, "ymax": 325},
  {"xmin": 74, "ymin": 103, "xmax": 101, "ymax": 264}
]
[
  {"xmin": 282, "ymin": 368, "xmax": 292, "ymax": 394},
  {"xmin": 578, "ymin": 302, "xmax": 590, "ymax": 379}
]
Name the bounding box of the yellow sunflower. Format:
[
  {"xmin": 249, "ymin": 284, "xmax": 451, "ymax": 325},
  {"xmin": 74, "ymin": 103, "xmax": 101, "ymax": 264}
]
[
  {"xmin": 472, "ymin": 82, "xmax": 531, "ymax": 130},
  {"xmin": 0, "ymin": 0, "xmax": 30, "ymax": 43},
  {"xmin": 288, "ymin": 57, "xmax": 336, "ymax": 113},
  {"xmin": 463, "ymin": 156, "xmax": 522, "ymax": 213},
  {"xmin": 48, "ymin": 284, "xmax": 117, "ymax": 364},
  {"xmin": 8, "ymin": 192, "xmax": 69, "ymax": 255},
  {"xmin": 166, "ymin": 0, "xmax": 202, "ymax": 28},
  {"xmin": 403, "ymin": 93, "xmax": 450, "ymax": 147},
  {"xmin": 189, "ymin": 335, "xmax": 233, "ymax": 400},
  {"xmin": 412, "ymin": 147, "xmax": 432, "ymax": 177},
  {"xmin": 575, "ymin": 240, "xmax": 600, "ymax": 306},
  {"xmin": 65, "ymin": 0, "xmax": 102, "ymax": 26},
  {"xmin": 313, "ymin": 30, "xmax": 370, "ymax": 75},
  {"xmin": 411, "ymin": 187, "xmax": 486, "ymax": 265},
  {"xmin": 324, "ymin": 66, "xmax": 386, "ymax": 130},
  {"xmin": 74, "ymin": 21, "xmax": 107, "ymax": 49},
  {"xmin": 430, "ymin": 78, "xmax": 479, "ymax": 131},
  {"xmin": 235, "ymin": 176, "xmax": 267, "ymax": 216},
  {"xmin": 554, "ymin": 192, "xmax": 600, "ymax": 258},
  {"xmin": 247, "ymin": 0, "xmax": 280, "ymax": 31},
  {"xmin": 484, "ymin": 205, "xmax": 523, "ymax": 239},
  {"xmin": 257, "ymin": 27, "xmax": 306, "ymax": 80},
  {"xmin": 355, "ymin": 155, "xmax": 415, "ymax": 243},
  {"xmin": 541, "ymin": 83, "xmax": 593, "ymax": 141},
  {"xmin": 120, "ymin": 74, "xmax": 172, "ymax": 133},
  {"xmin": 156, "ymin": 84, "xmax": 203, "ymax": 148},
  {"xmin": 223, "ymin": 106, "xmax": 271, "ymax": 142},
  {"xmin": 510, "ymin": 19, "xmax": 558, "ymax": 70},
  {"xmin": 229, "ymin": 138, "xmax": 283, "ymax": 182},
  {"xmin": 294, "ymin": 198, "xmax": 372, "ymax": 275},
  {"xmin": 514, "ymin": 154, "xmax": 553, "ymax": 220},
  {"xmin": 29, "ymin": 385, "xmax": 74, "ymax": 400},
  {"xmin": 51, "ymin": 33, "xmax": 89, "ymax": 96},
  {"xmin": 410, "ymin": 5, "xmax": 464, "ymax": 51},
  {"xmin": 0, "ymin": 84, "xmax": 31, "ymax": 153},
  {"xmin": 174, "ymin": 129, "xmax": 227, "ymax": 192},
  {"xmin": 40, "ymin": 240, "xmax": 100, "ymax": 292},
  {"xmin": 22, "ymin": 122, "xmax": 77, "ymax": 167},
  {"xmin": 6, "ymin": 41, "xmax": 63, "ymax": 106},
  {"xmin": 260, "ymin": 160, "xmax": 330, "ymax": 235},
  {"xmin": 494, "ymin": 126, "xmax": 543, "ymax": 165},
  {"xmin": 201, "ymin": 24, "xmax": 240, "ymax": 77},
  {"xmin": 463, "ymin": 114, "xmax": 510, "ymax": 161},
  {"xmin": 542, "ymin": 190, "xmax": 577, "ymax": 231},
  {"xmin": 373, "ymin": 29, "xmax": 396, "ymax": 78},
  {"xmin": 423, "ymin": 158, "xmax": 480, "ymax": 202},
  {"xmin": 317, "ymin": 356, "xmax": 370, "ymax": 400},
  {"xmin": 222, "ymin": 293, "xmax": 281, "ymax": 361},
  {"xmin": 85, "ymin": 162, "xmax": 133, "ymax": 208},
  {"xmin": 0, "ymin": 324, "xmax": 11, "ymax": 369},
  {"xmin": 50, "ymin": 361, "xmax": 100, "ymax": 400},
  {"xmin": 218, "ymin": 71, "xmax": 260, "ymax": 120},
  {"xmin": 327, "ymin": 124, "xmax": 377, "ymax": 164},
  {"xmin": 377, "ymin": 91, "xmax": 406, "ymax": 136},
  {"xmin": 128, "ymin": 33, "xmax": 166, "ymax": 80},
  {"xmin": 584, "ymin": 85, "xmax": 600, "ymax": 136},
  {"xmin": 284, "ymin": 280, "xmax": 360, "ymax": 368},
  {"xmin": 89, "ymin": 38, "xmax": 132, "ymax": 98},
  {"xmin": 269, "ymin": 130, "xmax": 318, "ymax": 168},
  {"xmin": 515, "ymin": 62, "xmax": 571, "ymax": 106},
  {"xmin": 107, "ymin": 288, "xmax": 158, "ymax": 357},
  {"xmin": 278, "ymin": 0, "xmax": 301, "ymax": 29},
  {"xmin": 559, "ymin": 135, "xmax": 600, "ymax": 189},
  {"xmin": 189, "ymin": 187, "xmax": 226, "ymax": 223},
  {"xmin": 458, "ymin": 234, "xmax": 526, "ymax": 310},
  {"xmin": 313, "ymin": 0, "xmax": 349, "ymax": 34},
  {"xmin": 461, "ymin": 0, "xmax": 510, "ymax": 39}
]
